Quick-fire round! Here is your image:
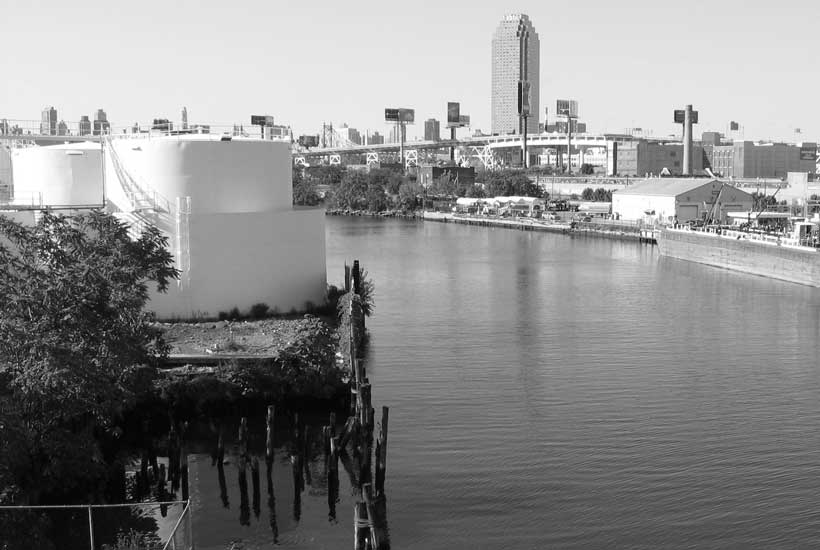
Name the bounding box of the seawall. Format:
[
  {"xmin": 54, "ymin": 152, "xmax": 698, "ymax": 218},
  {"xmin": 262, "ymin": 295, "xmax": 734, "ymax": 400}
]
[
  {"xmin": 422, "ymin": 212, "xmax": 648, "ymax": 243},
  {"xmin": 658, "ymin": 229, "xmax": 820, "ymax": 287}
]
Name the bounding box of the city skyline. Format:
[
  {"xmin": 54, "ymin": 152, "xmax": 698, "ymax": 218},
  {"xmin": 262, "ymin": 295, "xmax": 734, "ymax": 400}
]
[{"xmin": 1, "ymin": 0, "xmax": 818, "ymax": 142}]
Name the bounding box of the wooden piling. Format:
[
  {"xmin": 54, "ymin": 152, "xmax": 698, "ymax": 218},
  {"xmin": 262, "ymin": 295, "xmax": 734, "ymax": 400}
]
[
  {"xmin": 338, "ymin": 416, "xmax": 356, "ymax": 452},
  {"xmin": 375, "ymin": 407, "xmax": 389, "ymax": 497},
  {"xmin": 354, "ymin": 502, "xmax": 368, "ymax": 550},
  {"xmin": 352, "ymin": 260, "xmax": 361, "ymax": 295},
  {"xmin": 265, "ymin": 405, "xmax": 275, "ymax": 465},
  {"xmin": 362, "ymin": 483, "xmax": 380, "ymax": 549}
]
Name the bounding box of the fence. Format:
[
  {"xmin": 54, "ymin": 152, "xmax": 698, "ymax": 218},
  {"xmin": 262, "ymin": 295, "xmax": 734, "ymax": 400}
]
[{"xmin": 0, "ymin": 499, "xmax": 191, "ymax": 550}]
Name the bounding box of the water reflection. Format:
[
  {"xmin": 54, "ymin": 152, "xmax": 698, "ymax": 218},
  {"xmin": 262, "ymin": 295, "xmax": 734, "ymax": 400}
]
[
  {"xmin": 266, "ymin": 460, "xmax": 280, "ymax": 543},
  {"xmin": 217, "ymin": 462, "xmax": 229, "ymax": 509}
]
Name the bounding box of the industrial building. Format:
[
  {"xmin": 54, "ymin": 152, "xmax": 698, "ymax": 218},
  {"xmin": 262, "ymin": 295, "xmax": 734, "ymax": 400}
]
[
  {"xmin": 609, "ymin": 140, "xmax": 704, "ymax": 177},
  {"xmin": 611, "ymin": 178, "xmax": 754, "ymax": 224},
  {"xmin": 6, "ymin": 134, "xmax": 327, "ymax": 319},
  {"xmin": 705, "ymin": 140, "xmax": 816, "ymax": 179}
]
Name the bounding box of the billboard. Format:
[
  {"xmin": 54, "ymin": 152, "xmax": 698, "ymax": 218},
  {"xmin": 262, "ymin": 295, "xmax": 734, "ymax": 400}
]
[
  {"xmin": 518, "ymin": 81, "xmax": 531, "ymax": 116},
  {"xmin": 251, "ymin": 115, "xmax": 274, "ymax": 126},
  {"xmin": 459, "ymin": 115, "xmax": 470, "ymax": 126},
  {"xmin": 800, "ymin": 143, "xmax": 817, "ymax": 161},
  {"xmin": 447, "ymin": 102, "xmax": 460, "ymax": 126},
  {"xmin": 385, "ymin": 108, "xmax": 414, "ymax": 123},
  {"xmin": 556, "ymin": 99, "xmax": 577, "ymax": 118},
  {"xmin": 674, "ymin": 110, "xmax": 685, "ymax": 124},
  {"xmin": 399, "ymin": 108, "xmax": 415, "ymax": 123},
  {"xmin": 730, "ymin": 121, "xmax": 739, "ymax": 131}
]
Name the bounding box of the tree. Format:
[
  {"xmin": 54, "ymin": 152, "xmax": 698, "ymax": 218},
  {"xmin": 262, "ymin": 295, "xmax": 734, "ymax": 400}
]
[
  {"xmin": 292, "ymin": 167, "xmax": 320, "ymax": 206},
  {"xmin": 0, "ymin": 211, "xmax": 178, "ymax": 505},
  {"xmin": 581, "ymin": 187, "xmax": 595, "ymax": 200},
  {"xmin": 397, "ymin": 181, "xmax": 423, "ymax": 210},
  {"xmin": 580, "ymin": 163, "xmax": 595, "ymax": 175},
  {"xmin": 328, "ymin": 171, "xmax": 368, "ymax": 210},
  {"xmin": 482, "ymin": 170, "xmax": 541, "ymax": 198}
]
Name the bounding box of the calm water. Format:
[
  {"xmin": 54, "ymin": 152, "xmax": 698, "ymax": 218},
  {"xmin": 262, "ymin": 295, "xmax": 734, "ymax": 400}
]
[{"xmin": 192, "ymin": 217, "xmax": 820, "ymax": 549}]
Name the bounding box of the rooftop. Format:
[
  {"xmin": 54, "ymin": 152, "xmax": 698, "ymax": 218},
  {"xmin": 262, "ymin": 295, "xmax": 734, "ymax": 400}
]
[{"xmin": 615, "ymin": 178, "xmax": 719, "ymax": 197}]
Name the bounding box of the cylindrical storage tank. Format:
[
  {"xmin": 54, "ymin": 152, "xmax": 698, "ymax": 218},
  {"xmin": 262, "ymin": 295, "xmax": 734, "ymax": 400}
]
[
  {"xmin": 104, "ymin": 135, "xmax": 326, "ymax": 320},
  {"xmin": 11, "ymin": 143, "xmax": 104, "ymax": 207},
  {"xmin": 108, "ymin": 136, "xmax": 292, "ymax": 213}
]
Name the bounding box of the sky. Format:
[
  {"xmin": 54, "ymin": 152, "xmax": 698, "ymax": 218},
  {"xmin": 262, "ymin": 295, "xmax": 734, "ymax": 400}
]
[{"xmin": 2, "ymin": 0, "xmax": 818, "ymax": 142}]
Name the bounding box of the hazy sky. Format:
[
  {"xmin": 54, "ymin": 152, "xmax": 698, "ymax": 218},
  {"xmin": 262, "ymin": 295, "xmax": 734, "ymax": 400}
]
[{"xmin": 2, "ymin": 0, "xmax": 818, "ymax": 142}]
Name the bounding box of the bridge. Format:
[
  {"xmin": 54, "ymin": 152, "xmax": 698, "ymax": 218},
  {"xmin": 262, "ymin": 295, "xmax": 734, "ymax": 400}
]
[{"xmin": 292, "ymin": 133, "xmax": 636, "ymax": 169}]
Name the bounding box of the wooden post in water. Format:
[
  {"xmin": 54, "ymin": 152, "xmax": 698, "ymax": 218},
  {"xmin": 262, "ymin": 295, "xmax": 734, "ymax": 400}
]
[
  {"xmin": 180, "ymin": 422, "xmax": 189, "ymax": 502},
  {"xmin": 352, "ymin": 260, "xmax": 361, "ymax": 295},
  {"xmin": 354, "ymin": 502, "xmax": 368, "ymax": 550},
  {"xmin": 375, "ymin": 407, "xmax": 389, "ymax": 497},
  {"xmin": 362, "ymin": 483, "xmax": 380, "ymax": 549},
  {"xmin": 344, "ymin": 262, "xmax": 351, "ymax": 292},
  {"xmin": 266, "ymin": 405, "xmax": 275, "ymax": 466}
]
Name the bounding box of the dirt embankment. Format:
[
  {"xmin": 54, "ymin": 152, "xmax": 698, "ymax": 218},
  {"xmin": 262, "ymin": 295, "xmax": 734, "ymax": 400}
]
[{"xmin": 158, "ymin": 315, "xmax": 336, "ymax": 358}]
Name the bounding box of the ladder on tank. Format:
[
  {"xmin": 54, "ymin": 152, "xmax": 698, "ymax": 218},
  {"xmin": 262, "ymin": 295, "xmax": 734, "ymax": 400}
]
[{"xmin": 175, "ymin": 196, "xmax": 191, "ymax": 289}]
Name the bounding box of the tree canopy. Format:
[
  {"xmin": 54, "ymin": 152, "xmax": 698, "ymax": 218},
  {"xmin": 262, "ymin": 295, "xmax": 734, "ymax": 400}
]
[{"xmin": 0, "ymin": 211, "xmax": 178, "ymax": 506}]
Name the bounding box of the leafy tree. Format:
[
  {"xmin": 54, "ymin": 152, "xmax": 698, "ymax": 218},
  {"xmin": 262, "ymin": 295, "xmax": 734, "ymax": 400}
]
[
  {"xmin": 306, "ymin": 165, "xmax": 346, "ymax": 187},
  {"xmin": 580, "ymin": 163, "xmax": 595, "ymax": 175},
  {"xmin": 397, "ymin": 181, "xmax": 423, "ymax": 210},
  {"xmin": 483, "ymin": 170, "xmax": 542, "ymax": 198},
  {"xmin": 328, "ymin": 171, "xmax": 368, "ymax": 210},
  {"xmin": 292, "ymin": 167, "xmax": 320, "ymax": 206},
  {"xmin": 0, "ymin": 211, "xmax": 177, "ymax": 506},
  {"xmin": 581, "ymin": 187, "xmax": 595, "ymax": 200}
]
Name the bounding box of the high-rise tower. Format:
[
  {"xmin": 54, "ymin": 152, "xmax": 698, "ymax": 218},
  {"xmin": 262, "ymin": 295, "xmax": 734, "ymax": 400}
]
[{"xmin": 491, "ymin": 14, "xmax": 540, "ymax": 135}]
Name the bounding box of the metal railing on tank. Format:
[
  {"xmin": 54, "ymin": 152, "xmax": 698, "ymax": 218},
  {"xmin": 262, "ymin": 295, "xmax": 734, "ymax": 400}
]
[{"xmin": 0, "ymin": 499, "xmax": 193, "ymax": 550}]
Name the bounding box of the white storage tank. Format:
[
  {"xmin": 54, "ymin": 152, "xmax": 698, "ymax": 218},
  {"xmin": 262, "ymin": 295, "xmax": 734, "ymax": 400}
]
[
  {"xmin": 104, "ymin": 135, "xmax": 326, "ymax": 320},
  {"xmin": 11, "ymin": 142, "xmax": 104, "ymax": 207}
]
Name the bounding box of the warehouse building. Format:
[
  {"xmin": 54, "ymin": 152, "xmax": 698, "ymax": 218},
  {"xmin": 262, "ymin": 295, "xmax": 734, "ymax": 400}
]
[{"xmin": 612, "ymin": 178, "xmax": 754, "ymax": 224}]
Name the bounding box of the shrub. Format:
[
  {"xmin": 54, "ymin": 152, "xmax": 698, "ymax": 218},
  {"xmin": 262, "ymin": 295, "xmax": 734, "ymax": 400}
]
[{"xmin": 249, "ymin": 303, "xmax": 270, "ymax": 319}]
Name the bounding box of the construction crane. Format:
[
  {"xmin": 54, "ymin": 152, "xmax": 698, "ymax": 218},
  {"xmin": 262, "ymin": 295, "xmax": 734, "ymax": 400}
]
[{"xmin": 705, "ymin": 182, "xmax": 730, "ymax": 226}]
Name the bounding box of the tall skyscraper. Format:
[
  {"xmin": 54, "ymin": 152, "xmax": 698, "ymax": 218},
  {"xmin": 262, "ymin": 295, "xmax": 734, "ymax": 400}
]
[
  {"xmin": 491, "ymin": 14, "xmax": 540, "ymax": 135},
  {"xmin": 181, "ymin": 106, "xmax": 188, "ymax": 130},
  {"xmin": 40, "ymin": 106, "xmax": 57, "ymax": 135}
]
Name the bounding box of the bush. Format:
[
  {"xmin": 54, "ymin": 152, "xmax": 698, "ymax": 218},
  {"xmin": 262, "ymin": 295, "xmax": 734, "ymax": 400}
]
[{"xmin": 249, "ymin": 303, "xmax": 270, "ymax": 319}]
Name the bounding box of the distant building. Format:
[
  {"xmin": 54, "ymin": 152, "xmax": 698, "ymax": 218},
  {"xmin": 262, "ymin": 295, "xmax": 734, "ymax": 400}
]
[
  {"xmin": 491, "ymin": 13, "xmax": 540, "ymax": 135},
  {"xmin": 610, "ymin": 140, "xmax": 703, "ymax": 177},
  {"xmin": 57, "ymin": 120, "xmax": 68, "ymax": 136},
  {"xmin": 79, "ymin": 116, "xmax": 92, "ymax": 136},
  {"xmin": 612, "ymin": 178, "xmax": 754, "ymax": 223},
  {"xmin": 93, "ymin": 109, "xmax": 110, "ymax": 136},
  {"xmin": 388, "ymin": 125, "xmax": 406, "ymax": 144},
  {"xmin": 181, "ymin": 106, "xmax": 188, "ymax": 130},
  {"xmin": 707, "ymin": 141, "xmax": 816, "ymax": 179},
  {"xmin": 424, "ymin": 118, "xmax": 440, "ymax": 141},
  {"xmin": 417, "ymin": 166, "xmax": 476, "ymax": 189},
  {"xmin": 336, "ymin": 124, "xmax": 361, "ymax": 146},
  {"xmin": 40, "ymin": 106, "xmax": 57, "ymax": 135},
  {"xmin": 152, "ymin": 119, "xmax": 173, "ymax": 132},
  {"xmin": 366, "ymin": 131, "xmax": 384, "ymax": 145}
]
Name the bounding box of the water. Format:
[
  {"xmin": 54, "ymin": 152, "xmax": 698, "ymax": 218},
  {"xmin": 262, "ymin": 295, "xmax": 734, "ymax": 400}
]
[{"xmin": 191, "ymin": 216, "xmax": 820, "ymax": 549}]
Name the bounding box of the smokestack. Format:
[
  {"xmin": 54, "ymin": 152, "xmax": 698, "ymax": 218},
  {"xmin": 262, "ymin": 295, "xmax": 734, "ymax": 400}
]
[{"xmin": 683, "ymin": 104, "xmax": 693, "ymax": 176}]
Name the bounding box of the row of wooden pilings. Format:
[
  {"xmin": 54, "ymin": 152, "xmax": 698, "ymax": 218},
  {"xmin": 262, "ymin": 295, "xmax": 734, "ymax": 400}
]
[
  {"xmin": 347, "ymin": 259, "xmax": 390, "ymax": 550},
  {"xmin": 204, "ymin": 260, "xmax": 390, "ymax": 548},
  {"xmin": 134, "ymin": 419, "xmax": 189, "ymax": 514}
]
